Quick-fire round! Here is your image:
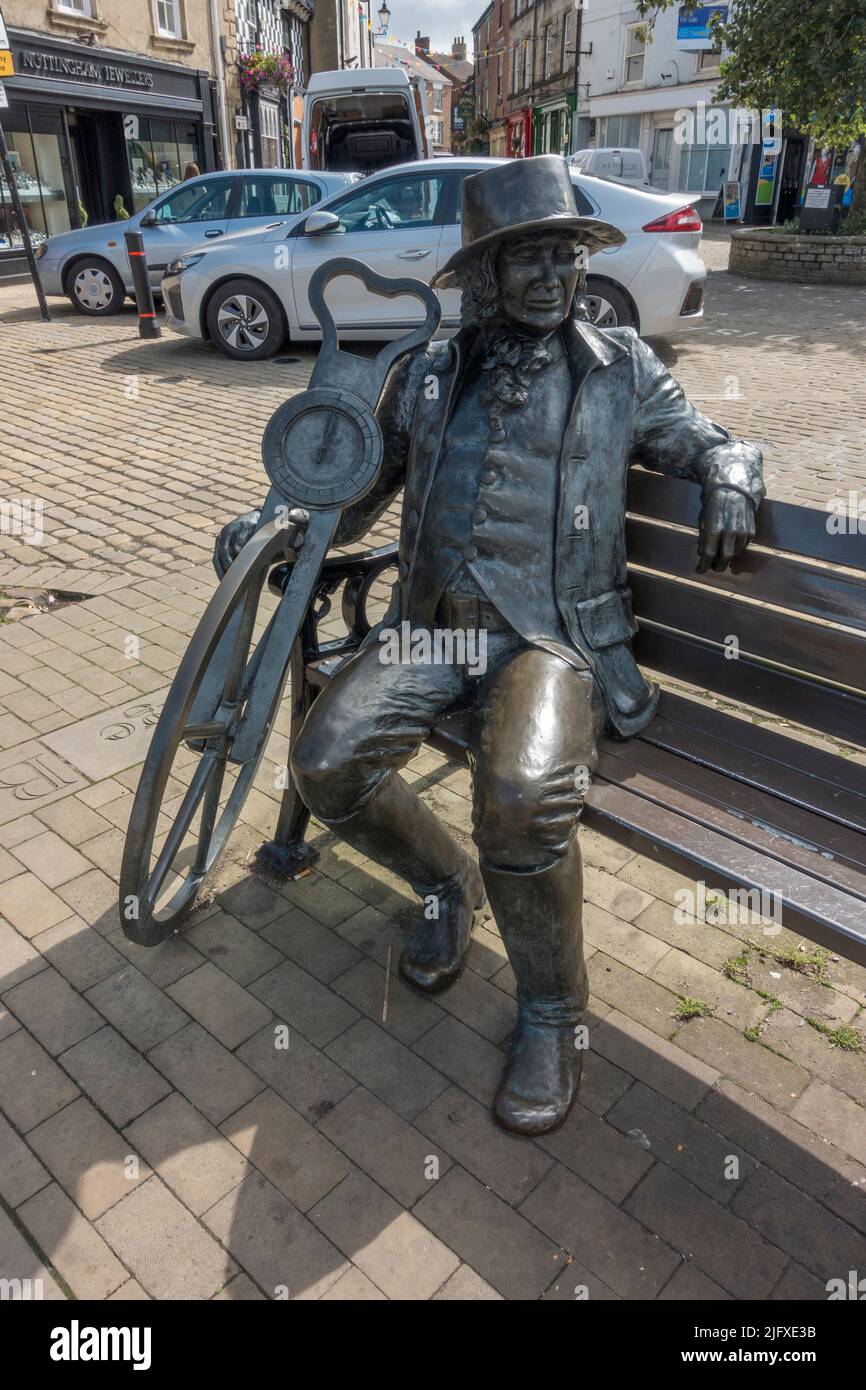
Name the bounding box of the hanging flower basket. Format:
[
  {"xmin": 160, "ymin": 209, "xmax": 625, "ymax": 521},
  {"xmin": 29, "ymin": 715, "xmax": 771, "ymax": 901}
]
[{"xmin": 238, "ymin": 51, "xmax": 295, "ymax": 95}]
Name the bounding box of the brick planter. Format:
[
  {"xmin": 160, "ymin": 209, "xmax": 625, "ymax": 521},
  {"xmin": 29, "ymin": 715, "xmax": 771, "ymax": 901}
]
[{"xmin": 729, "ymin": 229, "xmax": 866, "ymax": 285}]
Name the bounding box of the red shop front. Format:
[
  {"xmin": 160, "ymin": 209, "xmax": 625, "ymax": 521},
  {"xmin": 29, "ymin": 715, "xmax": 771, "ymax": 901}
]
[{"xmin": 506, "ymin": 109, "xmax": 532, "ymax": 158}]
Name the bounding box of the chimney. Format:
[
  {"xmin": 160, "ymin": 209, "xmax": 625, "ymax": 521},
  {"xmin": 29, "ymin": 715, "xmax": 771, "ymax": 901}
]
[
  {"xmin": 414, "ymin": 29, "xmax": 430, "ymax": 55},
  {"xmin": 452, "ymin": 36, "xmax": 467, "ymax": 62}
]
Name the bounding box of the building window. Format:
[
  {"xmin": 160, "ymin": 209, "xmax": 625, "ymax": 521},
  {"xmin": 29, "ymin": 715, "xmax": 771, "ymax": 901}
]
[
  {"xmin": 154, "ymin": 0, "xmax": 181, "ymax": 38},
  {"xmin": 259, "ymin": 101, "xmax": 281, "ymax": 167},
  {"xmin": 697, "ymin": 47, "xmax": 722, "ymax": 72},
  {"xmin": 543, "ymin": 25, "xmax": 554, "ymax": 79},
  {"xmin": 56, "ymin": 0, "xmax": 93, "ymax": 12},
  {"xmin": 604, "ymin": 113, "xmax": 641, "ymax": 147},
  {"xmin": 511, "ymin": 43, "xmax": 520, "ymax": 93},
  {"xmin": 497, "ymin": 54, "xmax": 502, "ymax": 96},
  {"xmin": 524, "ymin": 36, "xmax": 532, "ymax": 89},
  {"xmin": 562, "ymin": 10, "xmax": 573, "ymax": 70},
  {"xmin": 433, "ymin": 83, "xmax": 443, "ymax": 113},
  {"xmin": 681, "ymin": 142, "xmax": 731, "ymax": 194},
  {"xmin": 624, "ymin": 24, "xmax": 645, "ymax": 84},
  {"xmin": 431, "ymin": 118, "xmax": 444, "ymax": 146}
]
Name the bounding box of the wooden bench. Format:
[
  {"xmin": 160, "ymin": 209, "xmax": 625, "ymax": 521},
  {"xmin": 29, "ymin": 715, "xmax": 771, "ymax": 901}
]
[{"xmin": 260, "ymin": 470, "xmax": 866, "ymax": 968}]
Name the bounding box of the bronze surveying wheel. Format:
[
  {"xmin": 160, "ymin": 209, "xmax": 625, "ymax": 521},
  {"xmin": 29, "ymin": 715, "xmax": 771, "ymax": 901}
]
[{"xmin": 119, "ymin": 519, "xmax": 298, "ymax": 946}]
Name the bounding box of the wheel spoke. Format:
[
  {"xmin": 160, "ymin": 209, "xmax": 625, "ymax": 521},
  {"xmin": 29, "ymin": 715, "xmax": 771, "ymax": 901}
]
[
  {"xmin": 143, "ymin": 748, "xmax": 220, "ymax": 912},
  {"xmin": 192, "ymin": 752, "xmax": 228, "ymax": 876}
]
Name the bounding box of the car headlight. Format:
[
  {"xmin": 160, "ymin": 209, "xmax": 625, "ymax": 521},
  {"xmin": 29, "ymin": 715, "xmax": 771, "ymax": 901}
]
[{"xmin": 167, "ymin": 253, "xmax": 205, "ymax": 275}]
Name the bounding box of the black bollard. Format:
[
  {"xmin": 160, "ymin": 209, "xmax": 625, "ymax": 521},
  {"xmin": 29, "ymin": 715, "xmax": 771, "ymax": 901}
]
[{"xmin": 124, "ymin": 230, "xmax": 161, "ymax": 340}]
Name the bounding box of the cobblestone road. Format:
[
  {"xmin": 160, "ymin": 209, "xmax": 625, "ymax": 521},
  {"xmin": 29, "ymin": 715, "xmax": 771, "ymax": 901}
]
[{"xmin": 0, "ymin": 244, "xmax": 864, "ymax": 1302}]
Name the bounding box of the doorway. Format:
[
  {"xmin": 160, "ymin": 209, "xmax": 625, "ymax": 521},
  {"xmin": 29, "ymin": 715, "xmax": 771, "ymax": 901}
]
[{"xmin": 651, "ymin": 127, "xmax": 673, "ymax": 190}]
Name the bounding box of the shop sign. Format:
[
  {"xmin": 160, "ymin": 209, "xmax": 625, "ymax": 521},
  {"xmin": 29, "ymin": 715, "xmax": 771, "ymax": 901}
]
[
  {"xmin": 235, "ymin": 115, "xmax": 249, "ymax": 131},
  {"xmin": 723, "ymin": 180, "xmax": 740, "ymax": 220},
  {"xmin": 0, "ymin": 52, "xmax": 12, "ymax": 79},
  {"xmin": 16, "ymin": 46, "xmax": 155, "ymax": 89}
]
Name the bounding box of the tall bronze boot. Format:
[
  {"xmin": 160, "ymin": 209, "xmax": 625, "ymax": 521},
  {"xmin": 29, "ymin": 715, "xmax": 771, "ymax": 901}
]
[
  {"xmin": 481, "ymin": 837, "xmax": 588, "ymax": 1136},
  {"xmin": 321, "ymin": 772, "xmax": 485, "ymax": 994}
]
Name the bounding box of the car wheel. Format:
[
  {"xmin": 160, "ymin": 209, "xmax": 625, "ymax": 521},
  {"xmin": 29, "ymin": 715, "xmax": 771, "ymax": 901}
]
[
  {"xmin": 207, "ymin": 279, "xmax": 286, "ymax": 360},
  {"xmin": 583, "ymin": 279, "xmax": 635, "ymax": 331},
  {"xmin": 66, "ymin": 258, "xmax": 126, "ymax": 316}
]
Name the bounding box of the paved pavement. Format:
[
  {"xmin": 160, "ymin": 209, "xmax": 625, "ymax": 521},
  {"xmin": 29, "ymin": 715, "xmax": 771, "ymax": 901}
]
[{"xmin": 0, "ymin": 247, "xmax": 864, "ymax": 1301}]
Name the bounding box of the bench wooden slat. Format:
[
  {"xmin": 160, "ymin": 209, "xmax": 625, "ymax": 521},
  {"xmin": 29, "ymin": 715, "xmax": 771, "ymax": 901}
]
[
  {"xmin": 635, "ymin": 627, "xmax": 866, "ymax": 748},
  {"xmin": 626, "ymin": 516, "xmax": 866, "ymax": 632},
  {"xmin": 583, "ymin": 779, "xmax": 866, "ymax": 966},
  {"xmin": 598, "ymin": 740, "xmax": 866, "ymax": 890},
  {"xmin": 627, "ymin": 469, "xmax": 866, "ymax": 571}
]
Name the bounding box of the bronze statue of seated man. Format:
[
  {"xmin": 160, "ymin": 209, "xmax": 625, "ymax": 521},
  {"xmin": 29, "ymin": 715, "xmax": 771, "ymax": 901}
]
[{"xmin": 216, "ymin": 156, "xmax": 763, "ymax": 1136}]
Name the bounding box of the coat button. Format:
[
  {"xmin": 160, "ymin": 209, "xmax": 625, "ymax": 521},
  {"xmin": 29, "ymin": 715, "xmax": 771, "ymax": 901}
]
[
  {"xmin": 407, "ymin": 509, "xmax": 419, "ymax": 526},
  {"xmin": 463, "ymin": 545, "xmax": 478, "ymax": 561},
  {"xmin": 481, "ymin": 470, "xmax": 497, "ymax": 485},
  {"xmin": 398, "ymin": 561, "xmax": 409, "ymax": 579},
  {"xmin": 472, "ymin": 506, "xmax": 488, "ymax": 524}
]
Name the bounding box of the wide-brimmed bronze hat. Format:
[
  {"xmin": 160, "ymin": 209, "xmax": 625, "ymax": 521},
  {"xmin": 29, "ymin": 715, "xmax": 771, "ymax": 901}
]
[{"xmin": 431, "ymin": 155, "xmax": 626, "ymax": 290}]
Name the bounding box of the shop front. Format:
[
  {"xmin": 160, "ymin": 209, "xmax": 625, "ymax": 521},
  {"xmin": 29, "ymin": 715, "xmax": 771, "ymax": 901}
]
[
  {"xmin": 533, "ymin": 96, "xmax": 574, "ymax": 158},
  {"xmin": 1, "ymin": 29, "xmax": 217, "ymax": 268},
  {"xmin": 505, "ymin": 108, "xmax": 532, "ymax": 159}
]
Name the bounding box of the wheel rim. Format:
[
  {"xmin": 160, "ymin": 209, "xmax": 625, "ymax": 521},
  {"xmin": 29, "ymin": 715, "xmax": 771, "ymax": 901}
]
[
  {"xmin": 217, "ymin": 293, "xmax": 270, "ymax": 351},
  {"xmin": 73, "ymin": 267, "xmax": 114, "ymax": 311},
  {"xmin": 585, "ymin": 293, "xmax": 619, "ymax": 328},
  {"xmin": 120, "ymin": 521, "xmax": 294, "ymax": 944}
]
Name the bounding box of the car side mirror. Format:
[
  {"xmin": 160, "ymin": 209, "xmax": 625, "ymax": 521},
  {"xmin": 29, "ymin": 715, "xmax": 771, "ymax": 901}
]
[
  {"xmin": 139, "ymin": 209, "xmax": 157, "ymax": 227},
  {"xmin": 303, "ymin": 210, "xmax": 341, "ymax": 236}
]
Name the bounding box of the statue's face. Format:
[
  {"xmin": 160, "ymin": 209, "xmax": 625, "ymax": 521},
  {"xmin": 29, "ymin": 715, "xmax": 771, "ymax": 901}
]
[{"xmin": 497, "ymin": 233, "xmax": 583, "ymax": 335}]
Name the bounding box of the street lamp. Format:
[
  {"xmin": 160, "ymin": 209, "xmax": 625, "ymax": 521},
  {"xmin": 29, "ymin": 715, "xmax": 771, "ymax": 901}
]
[{"xmin": 377, "ymin": 2, "xmax": 390, "ymax": 35}]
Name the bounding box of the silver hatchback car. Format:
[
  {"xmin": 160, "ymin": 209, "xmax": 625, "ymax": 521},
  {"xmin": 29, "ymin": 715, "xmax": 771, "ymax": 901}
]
[{"xmin": 35, "ymin": 169, "xmax": 357, "ymax": 316}]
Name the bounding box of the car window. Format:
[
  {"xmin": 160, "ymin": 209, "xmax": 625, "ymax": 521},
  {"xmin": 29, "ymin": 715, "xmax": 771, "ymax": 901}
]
[
  {"xmin": 325, "ymin": 173, "xmax": 448, "ymax": 233},
  {"xmin": 153, "ymin": 180, "xmax": 233, "ymax": 223},
  {"xmin": 453, "ymin": 169, "xmax": 595, "ymax": 220},
  {"xmin": 595, "ymin": 153, "xmax": 624, "ymax": 178},
  {"xmin": 237, "ymin": 176, "xmax": 320, "ymax": 218}
]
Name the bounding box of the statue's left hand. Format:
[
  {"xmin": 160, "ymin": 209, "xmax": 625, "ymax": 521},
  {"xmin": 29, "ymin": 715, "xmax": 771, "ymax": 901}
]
[{"xmin": 697, "ymin": 488, "xmax": 756, "ymax": 573}]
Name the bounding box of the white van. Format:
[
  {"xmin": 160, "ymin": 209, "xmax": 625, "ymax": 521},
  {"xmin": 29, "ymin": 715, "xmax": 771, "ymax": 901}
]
[
  {"xmin": 568, "ymin": 148, "xmax": 650, "ymax": 188},
  {"xmin": 302, "ymin": 69, "xmax": 429, "ymax": 177}
]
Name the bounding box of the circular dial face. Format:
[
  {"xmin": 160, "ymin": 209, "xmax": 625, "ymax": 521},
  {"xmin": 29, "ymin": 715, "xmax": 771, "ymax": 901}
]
[{"xmin": 261, "ymin": 387, "xmax": 383, "ymax": 510}]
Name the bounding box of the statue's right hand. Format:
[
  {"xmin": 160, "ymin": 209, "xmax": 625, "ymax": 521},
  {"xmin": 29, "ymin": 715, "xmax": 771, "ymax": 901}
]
[{"xmin": 213, "ymin": 509, "xmax": 261, "ymax": 578}]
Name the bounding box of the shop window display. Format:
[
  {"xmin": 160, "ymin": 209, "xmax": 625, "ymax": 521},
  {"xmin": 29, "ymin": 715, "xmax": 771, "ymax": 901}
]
[
  {"xmin": 0, "ymin": 117, "xmax": 71, "ymax": 252},
  {"xmin": 126, "ymin": 115, "xmax": 203, "ymax": 212}
]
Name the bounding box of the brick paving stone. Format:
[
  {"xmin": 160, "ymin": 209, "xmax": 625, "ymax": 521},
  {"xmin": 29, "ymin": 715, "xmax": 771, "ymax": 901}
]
[
  {"xmin": 213, "ymin": 1273, "xmax": 265, "ymax": 1300},
  {"xmin": 36, "ymin": 797, "xmax": 113, "ymax": 847},
  {"xmin": 18, "ymin": 1182, "xmax": 128, "ymax": 1299},
  {"xmin": 259, "ymin": 907, "xmax": 363, "ymax": 983},
  {"xmin": 330, "ymin": 956, "xmax": 444, "ymax": 1045},
  {"xmin": 432, "ymin": 965, "xmax": 516, "ymax": 1044},
  {"xmin": 0, "ymin": 873, "xmax": 74, "ymax": 937},
  {"xmin": 0, "ymin": 917, "xmax": 45, "ymax": 991},
  {"xmin": 309, "ymin": 1171, "xmax": 460, "ymax": 1300},
  {"xmin": 11, "ymin": 831, "xmax": 92, "ymax": 889},
  {"xmin": 220, "ymin": 1088, "xmax": 351, "ymax": 1212},
  {"xmin": 657, "ymin": 1262, "xmax": 732, "ymax": 1300},
  {"xmin": 747, "ymin": 955, "xmax": 860, "ymax": 1028},
  {"xmin": 584, "ymin": 865, "xmax": 654, "ymax": 922},
  {"xmin": 578, "ymin": 1045, "xmax": 635, "ymax": 1117},
  {"xmin": 320, "ymin": 1266, "xmax": 388, "ymax": 1300},
  {"xmin": 730, "ymin": 1165, "xmax": 865, "ymax": 1284},
  {"xmin": 822, "ymin": 1169, "xmax": 866, "ymax": 1238},
  {"xmin": 2, "ymin": 966, "xmax": 103, "ymax": 1055},
  {"xmin": 60, "ymin": 1025, "xmax": 172, "ymax": 1127},
  {"xmin": 317, "ymin": 1084, "xmax": 453, "ymax": 1207},
  {"xmin": 147, "ymin": 1022, "xmax": 264, "ymax": 1125},
  {"xmin": 125, "ymin": 1093, "xmax": 249, "ymax": 1217},
  {"xmin": 649, "ymin": 947, "xmax": 770, "ymax": 1031},
  {"xmin": 236, "ymin": 1023, "xmax": 356, "ymax": 1123},
  {"xmin": 412, "ymin": 1015, "xmax": 505, "ymax": 1105},
  {"xmin": 107, "ymin": 929, "xmax": 205, "ymax": 989},
  {"xmin": 326, "ymin": 1018, "xmax": 448, "ymax": 1120},
  {"xmin": 592, "ymin": 1010, "xmax": 719, "ymax": 1111},
  {"xmin": 769, "ymin": 1262, "xmax": 828, "ymax": 1301},
  {"xmin": 588, "ymin": 952, "xmax": 680, "ymax": 1039},
  {"xmin": 279, "ymin": 873, "xmax": 367, "ymax": 929},
  {"xmin": 85, "ymin": 965, "xmax": 189, "ymax": 1052},
  {"xmin": 218, "ymin": 875, "xmax": 287, "ymax": 932},
  {"xmin": 33, "ymin": 916, "xmax": 125, "ymax": 991},
  {"xmin": 606, "ymin": 1082, "xmax": 758, "ymax": 1205},
  {"xmin": 521, "ymin": 1162, "xmax": 680, "ymax": 1299},
  {"xmin": 166, "ymin": 962, "xmax": 272, "ymax": 1050},
  {"xmin": 96, "ymin": 1176, "xmax": 234, "ymax": 1300},
  {"xmin": 0, "ymin": 1110, "xmax": 49, "ymax": 1207},
  {"xmin": 0, "ymin": 1207, "xmax": 65, "ymax": 1300},
  {"xmin": 203, "ymin": 1170, "xmax": 348, "ymax": 1300},
  {"xmin": 623, "ymin": 1164, "xmax": 787, "ymax": 1300},
  {"xmin": 28, "ymin": 1096, "xmax": 150, "ymax": 1219},
  {"xmin": 416, "ymin": 1085, "xmax": 553, "ymax": 1206},
  {"xmin": 542, "ymin": 1257, "xmax": 622, "ymax": 1300},
  {"xmin": 334, "ymin": 903, "xmax": 406, "ymax": 964},
  {"xmin": 0, "ymin": 1028, "xmax": 80, "ymax": 1132},
  {"xmin": 414, "ymin": 1164, "xmax": 566, "ymax": 1300},
  {"xmin": 583, "ymin": 902, "xmax": 671, "ymax": 976},
  {"xmin": 633, "ymin": 898, "xmax": 744, "ymax": 972},
  {"xmin": 673, "ymin": 1016, "xmax": 811, "ymax": 1112},
  {"xmin": 183, "ymin": 911, "xmax": 283, "ymax": 985},
  {"xmin": 535, "ymin": 1100, "xmax": 654, "ymax": 1204},
  {"xmin": 55, "ymin": 867, "xmax": 120, "ymax": 935},
  {"xmin": 249, "ymin": 959, "xmax": 360, "ymax": 1049},
  {"xmin": 108, "ymin": 1279, "xmax": 150, "ymax": 1300},
  {"xmin": 760, "ymin": 1007, "xmax": 866, "ymax": 1105}
]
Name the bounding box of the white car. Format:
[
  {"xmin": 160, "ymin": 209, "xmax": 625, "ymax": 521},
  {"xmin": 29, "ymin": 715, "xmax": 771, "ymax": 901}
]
[{"xmin": 161, "ymin": 157, "xmax": 706, "ymax": 359}]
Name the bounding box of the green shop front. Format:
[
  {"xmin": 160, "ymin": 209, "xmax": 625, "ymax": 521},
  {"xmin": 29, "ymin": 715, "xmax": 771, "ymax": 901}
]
[
  {"xmin": 1, "ymin": 29, "xmax": 218, "ymax": 271},
  {"xmin": 533, "ymin": 94, "xmax": 574, "ymax": 158}
]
